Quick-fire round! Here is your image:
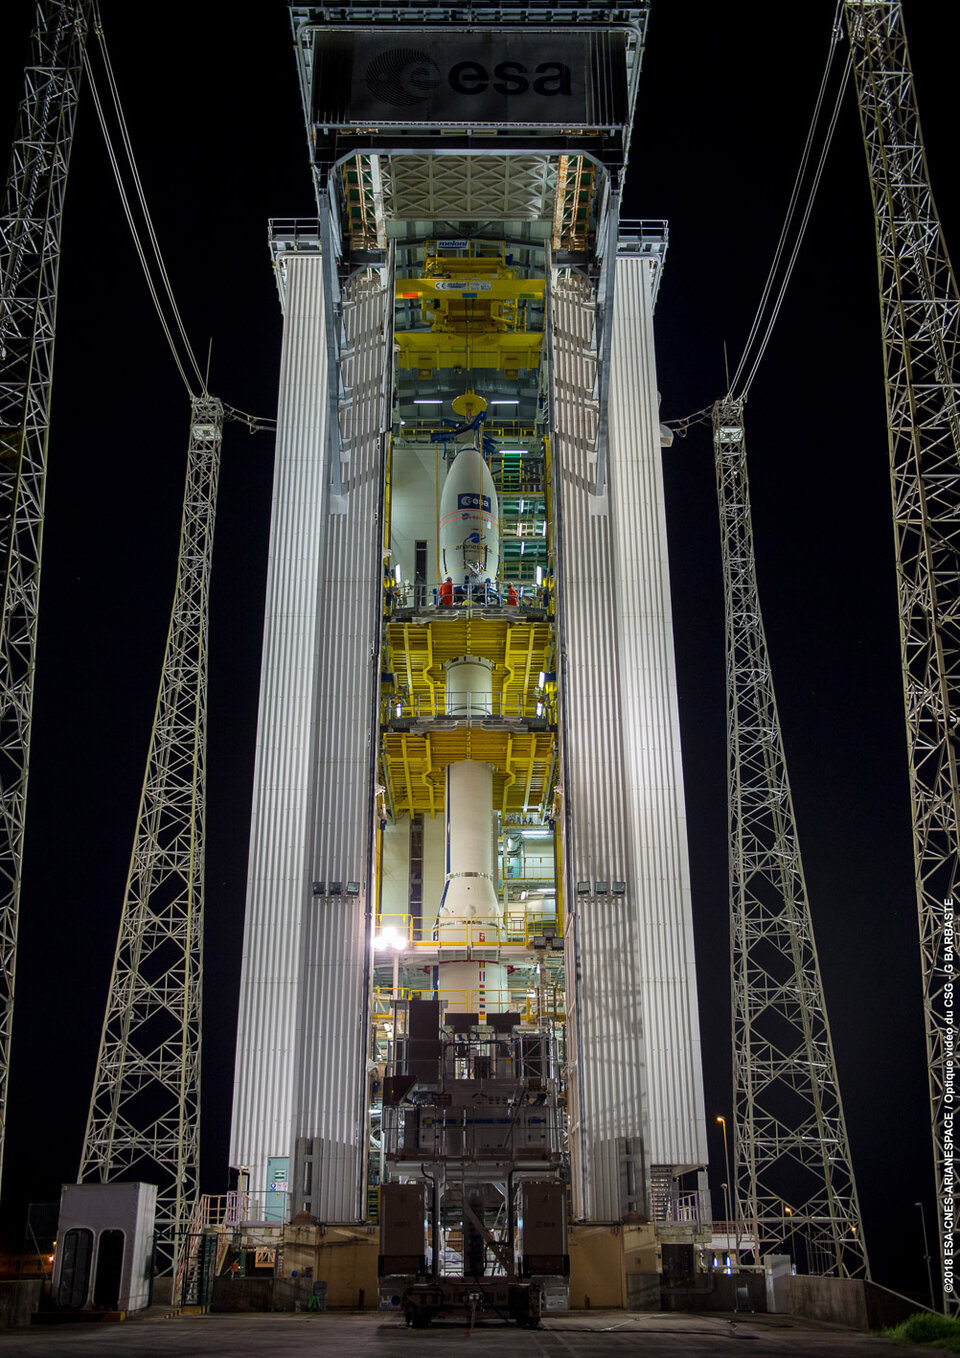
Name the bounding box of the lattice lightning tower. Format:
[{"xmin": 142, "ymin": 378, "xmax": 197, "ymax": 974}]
[
  {"xmin": 0, "ymin": 0, "xmax": 91, "ymax": 1187},
  {"xmin": 715, "ymin": 397, "xmax": 868, "ymax": 1278},
  {"xmin": 79, "ymin": 395, "xmax": 222, "ymax": 1273},
  {"xmin": 844, "ymin": 1, "xmax": 960, "ymax": 1309}
]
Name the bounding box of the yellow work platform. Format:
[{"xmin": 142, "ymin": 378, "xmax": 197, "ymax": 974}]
[
  {"xmin": 395, "ymin": 329, "xmax": 543, "ymax": 373},
  {"xmin": 381, "ymin": 727, "xmax": 556, "ymax": 818},
  {"xmin": 386, "ymin": 617, "xmax": 553, "ymax": 706}
]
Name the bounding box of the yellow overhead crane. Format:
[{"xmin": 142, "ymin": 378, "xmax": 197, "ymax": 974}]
[{"xmin": 395, "ymin": 246, "xmax": 544, "ymax": 377}]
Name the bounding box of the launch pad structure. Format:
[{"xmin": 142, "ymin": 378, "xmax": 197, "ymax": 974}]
[
  {"xmin": 226, "ymin": 0, "xmax": 710, "ymax": 1318},
  {"xmin": 17, "ymin": 0, "xmax": 960, "ymax": 1316}
]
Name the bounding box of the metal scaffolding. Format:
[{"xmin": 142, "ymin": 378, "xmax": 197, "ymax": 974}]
[
  {"xmin": 0, "ymin": 0, "xmax": 91, "ymax": 1188},
  {"xmin": 715, "ymin": 397, "xmax": 868, "ymax": 1278},
  {"xmin": 845, "ymin": 0, "xmax": 960, "ymax": 1309},
  {"xmin": 79, "ymin": 395, "xmax": 221, "ymax": 1274}
]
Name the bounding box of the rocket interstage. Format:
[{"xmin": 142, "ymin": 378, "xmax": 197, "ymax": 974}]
[{"xmin": 438, "ymin": 444, "xmax": 500, "ymax": 586}]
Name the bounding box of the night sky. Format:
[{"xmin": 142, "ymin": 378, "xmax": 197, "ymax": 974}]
[{"xmin": 0, "ymin": 0, "xmax": 954, "ymax": 1304}]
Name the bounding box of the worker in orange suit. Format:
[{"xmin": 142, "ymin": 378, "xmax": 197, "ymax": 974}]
[{"xmin": 440, "ymin": 576, "xmax": 454, "ymax": 607}]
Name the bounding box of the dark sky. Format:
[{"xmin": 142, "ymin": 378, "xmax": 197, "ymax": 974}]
[{"xmin": 0, "ymin": 0, "xmax": 954, "ymax": 1303}]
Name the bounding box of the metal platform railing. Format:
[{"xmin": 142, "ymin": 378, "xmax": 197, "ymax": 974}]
[
  {"xmin": 382, "ymin": 690, "xmax": 552, "ymax": 723},
  {"xmin": 385, "ymin": 576, "xmax": 550, "ymax": 612},
  {"xmin": 374, "ymin": 913, "xmax": 561, "ymax": 951}
]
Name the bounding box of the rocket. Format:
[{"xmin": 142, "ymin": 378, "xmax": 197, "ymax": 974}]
[
  {"xmin": 433, "ymin": 395, "xmax": 507, "ymax": 1013},
  {"xmin": 438, "ymin": 436, "xmax": 500, "ymax": 587}
]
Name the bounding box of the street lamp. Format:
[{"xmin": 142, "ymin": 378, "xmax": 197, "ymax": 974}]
[
  {"xmin": 717, "ymin": 1116, "xmax": 739, "ymax": 1268},
  {"xmin": 784, "ymin": 1203, "xmax": 795, "ymax": 1265},
  {"xmin": 720, "ymin": 1183, "xmax": 733, "ymax": 1272},
  {"xmin": 916, "ymin": 1201, "xmax": 936, "ymax": 1311}
]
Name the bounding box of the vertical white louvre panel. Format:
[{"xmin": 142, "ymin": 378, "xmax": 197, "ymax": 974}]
[
  {"xmin": 607, "ymin": 254, "xmax": 708, "ymax": 1170},
  {"xmin": 294, "ymin": 270, "xmax": 391, "ymax": 1221},
  {"xmin": 230, "ymin": 252, "xmax": 329, "ymax": 1194},
  {"xmin": 550, "ymin": 271, "xmax": 650, "ymax": 1221}
]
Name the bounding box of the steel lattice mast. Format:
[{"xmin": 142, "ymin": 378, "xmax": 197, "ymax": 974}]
[
  {"xmin": 715, "ymin": 397, "xmax": 868, "ymax": 1278},
  {"xmin": 79, "ymin": 395, "xmax": 221, "ymax": 1274},
  {"xmin": 844, "ymin": 0, "xmax": 960, "ymax": 1310},
  {"xmin": 0, "ymin": 0, "xmax": 91, "ymax": 1187}
]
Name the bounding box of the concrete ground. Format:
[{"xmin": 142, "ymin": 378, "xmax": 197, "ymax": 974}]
[{"xmin": 0, "ymin": 1310, "xmax": 942, "ymax": 1358}]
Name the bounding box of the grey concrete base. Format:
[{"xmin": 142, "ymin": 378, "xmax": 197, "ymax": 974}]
[
  {"xmin": 211, "ymin": 1277, "xmax": 325, "ymax": 1313},
  {"xmin": 625, "ymin": 1273, "xmax": 660, "ymax": 1310},
  {"xmin": 150, "ymin": 1277, "xmax": 174, "ymax": 1307},
  {"xmin": 787, "ymin": 1276, "xmax": 931, "ymax": 1330},
  {"xmin": 0, "ymin": 1280, "xmax": 42, "ymax": 1328},
  {"xmin": 0, "ymin": 1309, "xmax": 942, "ymax": 1355},
  {"xmin": 661, "ymin": 1273, "xmax": 765, "ymax": 1314}
]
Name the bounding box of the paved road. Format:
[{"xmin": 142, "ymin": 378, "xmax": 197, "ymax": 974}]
[{"xmin": 0, "ymin": 1311, "xmax": 939, "ymax": 1358}]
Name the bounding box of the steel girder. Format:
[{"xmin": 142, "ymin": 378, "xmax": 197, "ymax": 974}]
[
  {"xmin": 78, "ymin": 397, "xmax": 221, "ymax": 1275},
  {"xmin": 845, "ymin": 0, "xmax": 960, "ymax": 1310},
  {"xmin": 0, "ymin": 0, "xmax": 92, "ymax": 1188},
  {"xmin": 714, "ymin": 398, "xmax": 868, "ymax": 1279}
]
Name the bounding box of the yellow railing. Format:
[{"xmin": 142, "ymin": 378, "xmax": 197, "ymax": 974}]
[
  {"xmin": 372, "ymin": 984, "xmax": 565, "ymax": 1024},
  {"xmin": 374, "ymin": 913, "xmax": 562, "ymax": 950}
]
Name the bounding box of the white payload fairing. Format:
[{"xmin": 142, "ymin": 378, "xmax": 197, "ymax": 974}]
[{"xmin": 438, "ymin": 440, "xmax": 500, "ymax": 587}]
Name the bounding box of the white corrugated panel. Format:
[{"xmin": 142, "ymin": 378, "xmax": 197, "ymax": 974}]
[
  {"xmin": 293, "ymin": 271, "xmax": 391, "ymax": 1221},
  {"xmin": 230, "ymin": 253, "xmax": 329, "ymax": 1192},
  {"xmin": 230, "ymin": 258, "xmax": 392, "ymax": 1222},
  {"xmin": 550, "ymin": 272, "xmax": 650, "ymax": 1221},
  {"xmin": 607, "ymin": 254, "xmax": 708, "ymax": 1171}
]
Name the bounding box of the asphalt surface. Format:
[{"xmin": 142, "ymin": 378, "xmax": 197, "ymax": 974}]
[{"xmin": 0, "ymin": 1311, "xmax": 941, "ymax": 1357}]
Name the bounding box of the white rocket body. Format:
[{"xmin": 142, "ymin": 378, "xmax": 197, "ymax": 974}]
[
  {"xmin": 436, "ymin": 658, "xmax": 507, "ymax": 1014},
  {"xmin": 439, "ymin": 445, "xmax": 500, "ymax": 585}
]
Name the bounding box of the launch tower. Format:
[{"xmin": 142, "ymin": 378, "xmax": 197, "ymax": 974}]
[{"xmin": 230, "ymin": 1, "xmax": 708, "ymax": 1304}]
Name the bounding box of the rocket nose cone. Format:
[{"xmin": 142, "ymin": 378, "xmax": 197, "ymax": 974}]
[{"xmin": 440, "ymin": 447, "xmax": 499, "ymax": 520}]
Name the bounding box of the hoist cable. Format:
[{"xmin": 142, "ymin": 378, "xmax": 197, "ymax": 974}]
[
  {"xmin": 728, "ymin": 2, "xmax": 845, "ymax": 396},
  {"xmin": 81, "ymin": 45, "xmax": 196, "ymax": 398},
  {"xmin": 82, "ymin": 12, "xmax": 278, "ymax": 430},
  {"xmin": 738, "ymin": 47, "xmax": 852, "ymax": 399},
  {"xmin": 91, "ymin": 3, "xmax": 206, "ymax": 393}
]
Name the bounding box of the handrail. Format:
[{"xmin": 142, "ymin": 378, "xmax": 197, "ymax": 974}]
[
  {"xmin": 384, "ymin": 575, "xmax": 550, "ymax": 613},
  {"xmin": 382, "ymin": 690, "xmax": 553, "ymax": 723}
]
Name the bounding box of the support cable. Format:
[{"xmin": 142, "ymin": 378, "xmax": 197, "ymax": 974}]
[
  {"xmin": 81, "ymin": 8, "xmax": 276, "ymax": 431},
  {"xmin": 728, "ymin": 3, "xmax": 845, "ymax": 396},
  {"xmin": 669, "ymin": 6, "xmax": 849, "ymax": 431},
  {"xmin": 80, "ymin": 41, "xmax": 197, "ymax": 397},
  {"xmin": 89, "ymin": 3, "xmax": 205, "ymax": 392},
  {"xmin": 737, "ymin": 49, "xmax": 852, "ymax": 399}
]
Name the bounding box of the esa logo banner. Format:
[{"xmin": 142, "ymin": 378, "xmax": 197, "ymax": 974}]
[
  {"xmin": 458, "ymin": 493, "xmax": 492, "ymax": 514},
  {"xmin": 344, "ymin": 32, "xmax": 592, "ymax": 123}
]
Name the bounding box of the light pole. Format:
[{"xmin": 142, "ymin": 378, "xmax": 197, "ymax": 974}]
[
  {"xmin": 717, "ymin": 1116, "xmax": 739, "ymax": 1268},
  {"xmin": 916, "ymin": 1201, "xmax": 936, "ymax": 1311},
  {"xmin": 784, "ymin": 1204, "xmax": 796, "ymax": 1268},
  {"xmin": 720, "ymin": 1182, "xmax": 733, "ymax": 1272}
]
